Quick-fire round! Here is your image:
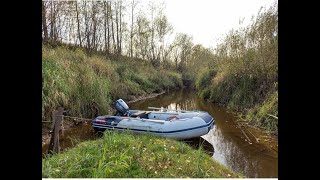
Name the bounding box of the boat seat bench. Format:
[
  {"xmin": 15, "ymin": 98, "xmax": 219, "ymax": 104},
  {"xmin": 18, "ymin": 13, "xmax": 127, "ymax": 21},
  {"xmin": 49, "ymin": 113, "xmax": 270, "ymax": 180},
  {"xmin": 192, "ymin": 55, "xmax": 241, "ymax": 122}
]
[{"xmin": 131, "ymin": 111, "xmax": 149, "ymax": 117}]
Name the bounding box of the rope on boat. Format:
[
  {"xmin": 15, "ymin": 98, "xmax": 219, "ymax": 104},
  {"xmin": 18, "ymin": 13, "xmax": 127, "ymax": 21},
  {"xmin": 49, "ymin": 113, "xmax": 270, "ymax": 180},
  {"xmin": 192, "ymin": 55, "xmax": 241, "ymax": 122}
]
[
  {"xmin": 56, "ymin": 115, "xmax": 92, "ymax": 122},
  {"xmin": 42, "ymin": 116, "xmax": 91, "ymax": 123}
]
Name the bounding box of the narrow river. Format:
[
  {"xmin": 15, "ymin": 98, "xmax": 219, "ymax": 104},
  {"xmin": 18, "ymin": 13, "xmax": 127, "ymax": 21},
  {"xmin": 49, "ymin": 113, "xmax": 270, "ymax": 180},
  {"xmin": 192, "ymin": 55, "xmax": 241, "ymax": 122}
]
[
  {"xmin": 42, "ymin": 89, "xmax": 278, "ymax": 178},
  {"xmin": 130, "ymin": 89, "xmax": 278, "ymax": 178}
]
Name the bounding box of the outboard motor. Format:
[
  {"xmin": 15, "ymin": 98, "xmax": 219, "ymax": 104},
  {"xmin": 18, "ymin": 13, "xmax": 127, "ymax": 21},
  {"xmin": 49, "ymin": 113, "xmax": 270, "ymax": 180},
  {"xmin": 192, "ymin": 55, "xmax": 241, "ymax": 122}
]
[{"xmin": 113, "ymin": 99, "xmax": 130, "ymax": 116}]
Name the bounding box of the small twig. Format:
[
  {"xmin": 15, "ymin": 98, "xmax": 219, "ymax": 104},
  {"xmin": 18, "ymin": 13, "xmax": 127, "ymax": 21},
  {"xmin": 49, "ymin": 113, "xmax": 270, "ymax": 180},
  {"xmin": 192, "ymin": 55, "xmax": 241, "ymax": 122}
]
[
  {"xmin": 267, "ymin": 114, "xmax": 278, "ymax": 119},
  {"xmin": 236, "ymin": 123, "xmax": 252, "ymax": 144},
  {"xmin": 242, "ymin": 125, "xmax": 259, "ymax": 143}
]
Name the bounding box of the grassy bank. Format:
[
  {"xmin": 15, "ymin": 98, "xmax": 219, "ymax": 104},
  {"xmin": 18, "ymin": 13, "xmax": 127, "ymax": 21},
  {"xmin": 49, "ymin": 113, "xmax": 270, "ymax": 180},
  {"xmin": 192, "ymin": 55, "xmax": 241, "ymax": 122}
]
[
  {"xmin": 194, "ymin": 3, "xmax": 278, "ymax": 133},
  {"xmin": 42, "ymin": 131, "xmax": 241, "ymax": 178},
  {"xmin": 42, "ymin": 45, "xmax": 183, "ymax": 122}
]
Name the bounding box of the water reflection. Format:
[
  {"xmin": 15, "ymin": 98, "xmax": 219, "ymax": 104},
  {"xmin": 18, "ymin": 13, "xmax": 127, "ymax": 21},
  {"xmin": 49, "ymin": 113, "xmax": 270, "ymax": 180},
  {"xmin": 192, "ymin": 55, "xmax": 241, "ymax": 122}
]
[
  {"xmin": 130, "ymin": 89, "xmax": 278, "ymax": 178},
  {"xmin": 42, "ymin": 89, "xmax": 278, "ymax": 177},
  {"xmin": 42, "ymin": 121, "xmax": 97, "ymax": 157}
]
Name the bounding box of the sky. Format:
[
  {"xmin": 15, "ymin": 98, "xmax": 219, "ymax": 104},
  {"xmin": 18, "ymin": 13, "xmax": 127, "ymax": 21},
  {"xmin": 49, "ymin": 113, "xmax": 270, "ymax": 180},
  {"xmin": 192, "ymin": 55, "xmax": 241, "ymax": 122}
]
[{"xmin": 142, "ymin": 0, "xmax": 277, "ymax": 48}]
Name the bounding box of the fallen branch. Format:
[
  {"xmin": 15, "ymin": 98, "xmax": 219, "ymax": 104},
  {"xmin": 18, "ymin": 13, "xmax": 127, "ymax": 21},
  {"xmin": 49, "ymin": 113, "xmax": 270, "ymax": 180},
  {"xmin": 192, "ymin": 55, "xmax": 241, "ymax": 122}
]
[
  {"xmin": 236, "ymin": 123, "xmax": 252, "ymax": 144},
  {"xmin": 242, "ymin": 125, "xmax": 259, "ymax": 143}
]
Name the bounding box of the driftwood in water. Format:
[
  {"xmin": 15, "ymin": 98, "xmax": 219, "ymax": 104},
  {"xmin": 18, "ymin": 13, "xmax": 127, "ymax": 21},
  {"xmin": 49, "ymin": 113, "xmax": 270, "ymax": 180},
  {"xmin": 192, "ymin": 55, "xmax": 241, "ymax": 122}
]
[
  {"xmin": 237, "ymin": 124, "xmax": 252, "ymax": 144},
  {"xmin": 242, "ymin": 124, "xmax": 259, "ymax": 142},
  {"xmin": 48, "ymin": 107, "xmax": 64, "ymax": 155}
]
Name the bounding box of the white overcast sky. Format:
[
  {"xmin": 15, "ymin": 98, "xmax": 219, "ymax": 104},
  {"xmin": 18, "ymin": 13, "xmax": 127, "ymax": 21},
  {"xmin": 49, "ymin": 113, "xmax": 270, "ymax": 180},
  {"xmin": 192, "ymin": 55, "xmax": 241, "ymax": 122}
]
[{"xmin": 139, "ymin": 0, "xmax": 277, "ymax": 48}]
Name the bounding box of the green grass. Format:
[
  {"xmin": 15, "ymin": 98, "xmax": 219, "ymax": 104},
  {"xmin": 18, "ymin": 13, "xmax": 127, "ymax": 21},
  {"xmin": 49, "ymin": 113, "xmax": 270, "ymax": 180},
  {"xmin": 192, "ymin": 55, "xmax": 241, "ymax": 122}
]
[
  {"xmin": 246, "ymin": 91, "xmax": 278, "ymax": 134},
  {"xmin": 42, "ymin": 131, "xmax": 241, "ymax": 178},
  {"xmin": 42, "ymin": 45, "xmax": 183, "ymax": 121}
]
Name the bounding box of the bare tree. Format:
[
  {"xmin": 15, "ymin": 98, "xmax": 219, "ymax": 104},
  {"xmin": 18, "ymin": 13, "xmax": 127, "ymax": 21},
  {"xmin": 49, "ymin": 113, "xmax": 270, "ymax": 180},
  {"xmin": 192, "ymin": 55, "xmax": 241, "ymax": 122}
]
[
  {"xmin": 171, "ymin": 33, "xmax": 193, "ymax": 71},
  {"xmin": 129, "ymin": 0, "xmax": 139, "ymax": 58},
  {"xmin": 110, "ymin": 1, "xmax": 116, "ymax": 53},
  {"xmin": 103, "ymin": 0, "xmax": 109, "ymax": 53},
  {"xmin": 119, "ymin": 0, "xmax": 123, "ymax": 54},
  {"xmin": 42, "ymin": 0, "xmax": 196, "ymax": 70},
  {"xmin": 91, "ymin": 1, "xmax": 97, "ymax": 51},
  {"xmin": 115, "ymin": 1, "xmax": 120, "ymax": 54},
  {"xmin": 83, "ymin": 1, "xmax": 91, "ymax": 51},
  {"xmin": 75, "ymin": 1, "xmax": 82, "ymax": 47},
  {"xmin": 42, "ymin": 1, "xmax": 49, "ymax": 42},
  {"xmin": 50, "ymin": 1, "xmax": 55, "ymax": 42}
]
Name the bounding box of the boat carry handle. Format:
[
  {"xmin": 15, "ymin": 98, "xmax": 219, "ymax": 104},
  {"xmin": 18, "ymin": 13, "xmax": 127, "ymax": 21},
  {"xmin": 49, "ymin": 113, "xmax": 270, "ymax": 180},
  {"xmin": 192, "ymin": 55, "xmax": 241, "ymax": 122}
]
[{"xmin": 148, "ymin": 107, "xmax": 194, "ymax": 113}]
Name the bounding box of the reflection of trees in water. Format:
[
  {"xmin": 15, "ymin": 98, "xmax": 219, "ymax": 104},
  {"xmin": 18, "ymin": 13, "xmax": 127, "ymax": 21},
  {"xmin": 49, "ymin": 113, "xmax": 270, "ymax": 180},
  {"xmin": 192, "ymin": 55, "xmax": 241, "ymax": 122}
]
[
  {"xmin": 130, "ymin": 89, "xmax": 278, "ymax": 178},
  {"xmin": 130, "ymin": 89, "xmax": 195, "ymax": 110},
  {"xmin": 59, "ymin": 123, "xmax": 96, "ymax": 150},
  {"xmin": 182, "ymin": 137, "xmax": 214, "ymax": 156},
  {"xmin": 43, "ymin": 123, "xmax": 97, "ymax": 156},
  {"xmin": 205, "ymin": 126, "xmax": 276, "ymax": 178}
]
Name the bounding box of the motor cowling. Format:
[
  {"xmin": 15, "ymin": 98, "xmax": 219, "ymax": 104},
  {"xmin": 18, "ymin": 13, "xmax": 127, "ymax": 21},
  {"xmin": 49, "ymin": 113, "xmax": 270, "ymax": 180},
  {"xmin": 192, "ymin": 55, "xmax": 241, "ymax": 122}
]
[{"xmin": 113, "ymin": 99, "xmax": 130, "ymax": 116}]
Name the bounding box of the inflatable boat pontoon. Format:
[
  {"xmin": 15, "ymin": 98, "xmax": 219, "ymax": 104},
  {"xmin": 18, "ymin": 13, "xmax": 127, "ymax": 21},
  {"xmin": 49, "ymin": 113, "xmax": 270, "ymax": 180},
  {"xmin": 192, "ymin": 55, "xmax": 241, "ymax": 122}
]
[{"xmin": 92, "ymin": 99, "xmax": 214, "ymax": 139}]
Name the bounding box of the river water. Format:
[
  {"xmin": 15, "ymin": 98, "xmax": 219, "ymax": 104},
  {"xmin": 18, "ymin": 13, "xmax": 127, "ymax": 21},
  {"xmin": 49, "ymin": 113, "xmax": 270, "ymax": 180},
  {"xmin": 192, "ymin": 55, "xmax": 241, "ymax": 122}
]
[
  {"xmin": 42, "ymin": 89, "xmax": 278, "ymax": 178},
  {"xmin": 129, "ymin": 89, "xmax": 278, "ymax": 178}
]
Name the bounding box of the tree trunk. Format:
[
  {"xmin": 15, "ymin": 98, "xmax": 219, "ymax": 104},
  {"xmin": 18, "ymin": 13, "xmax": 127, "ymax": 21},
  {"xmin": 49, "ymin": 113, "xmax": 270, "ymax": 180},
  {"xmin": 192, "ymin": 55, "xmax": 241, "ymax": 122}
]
[
  {"xmin": 150, "ymin": 6, "xmax": 155, "ymax": 61},
  {"xmin": 119, "ymin": 2, "xmax": 122, "ymax": 54},
  {"xmin": 104, "ymin": 1, "xmax": 107, "ymax": 53},
  {"xmin": 50, "ymin": 1, "xmax": 54, "ymax": 41},
  {"xmin": 130, "ymin": 0, "xmax": 134, "ymax": 58},
  {"xmin": 84, "ymin": 1, "xmax": 91, "ymax": 51},
  {"xmin": 91, "ymin": 2, "xmax": 97, "ymax": 52},
  {"xmin": 107, "ymin": 1, "xmax": 110, "ymax": 54},
  {"xmin": 75, "ymin": 1, "xmax": 82, "ymax": 47},
  {"xmin": 110, "ymin": 1, "xmax": 116, "ymax": 53},
  {"xmin": 115, "ymin": 1, "xmax": 119, "ymax": 54},
  {"xmin": 53, "ymin": 2, "xmax": 58, "ymax": 42},
  {"xmin": 42, "ymin": 1, "xmax": 48, "ymax": 42}
]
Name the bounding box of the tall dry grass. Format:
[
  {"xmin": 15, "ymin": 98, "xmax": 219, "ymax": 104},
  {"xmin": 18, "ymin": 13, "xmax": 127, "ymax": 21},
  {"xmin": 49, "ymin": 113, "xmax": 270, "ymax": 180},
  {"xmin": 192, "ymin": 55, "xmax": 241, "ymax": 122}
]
[{"xmin": 42, "ymin": 45, "xmax": 183, "ymax": 121}]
